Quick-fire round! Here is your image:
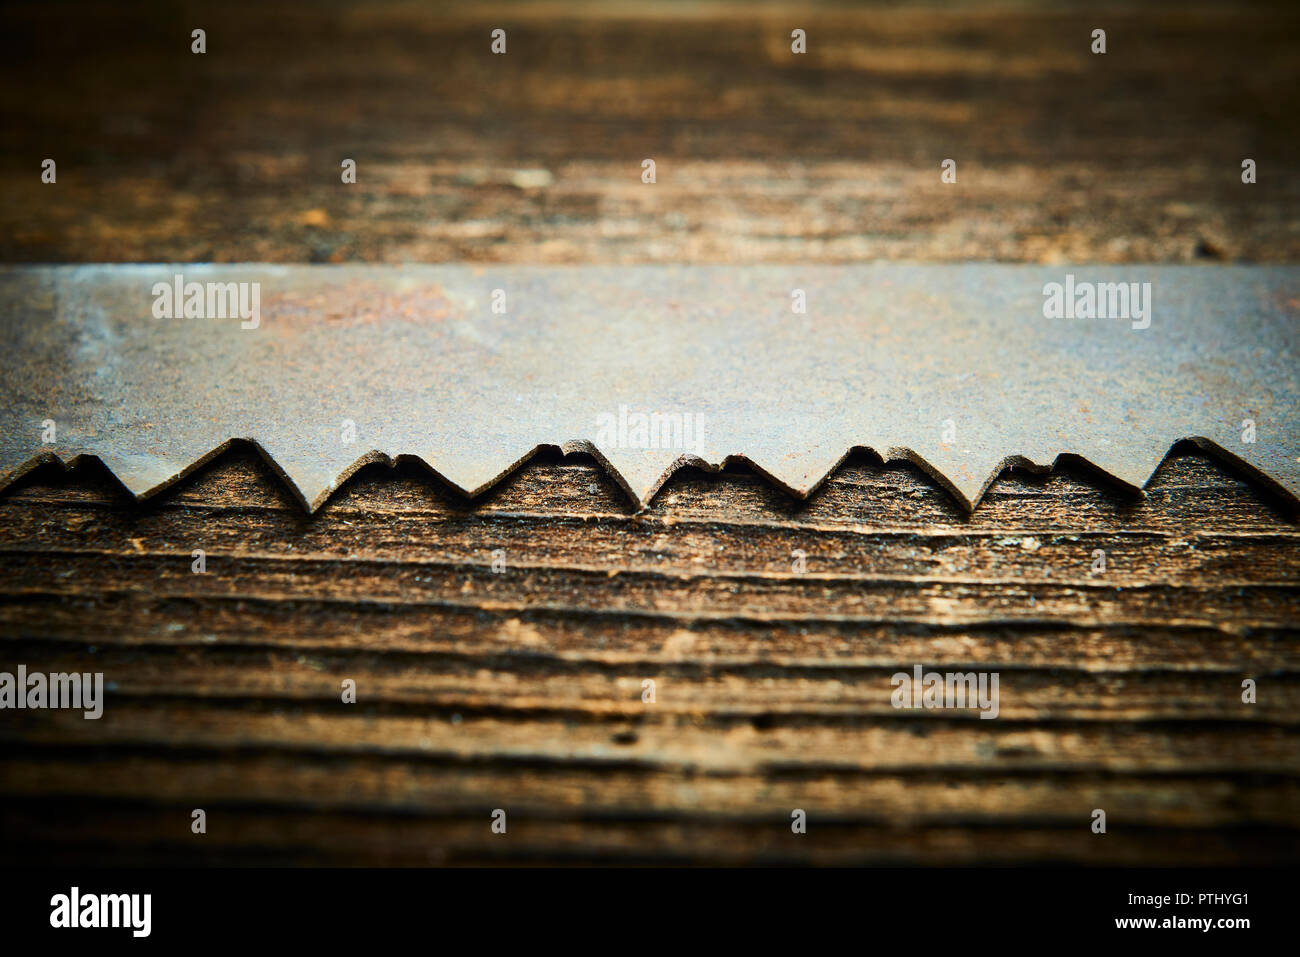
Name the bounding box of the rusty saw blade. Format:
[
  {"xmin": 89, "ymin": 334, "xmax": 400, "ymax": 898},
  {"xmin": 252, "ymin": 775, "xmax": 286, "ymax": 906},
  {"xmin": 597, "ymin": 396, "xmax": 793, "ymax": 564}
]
[{"xmin": 1, "ymin": 264, "xmax": 1296, "ymax": 512}]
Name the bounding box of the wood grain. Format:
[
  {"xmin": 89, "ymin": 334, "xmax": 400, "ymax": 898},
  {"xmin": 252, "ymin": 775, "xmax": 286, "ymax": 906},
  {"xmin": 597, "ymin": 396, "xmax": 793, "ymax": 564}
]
[
  {"xmin": 1, "ymin": 446, "xmax": 1297, "ymax": 865},
  {"xmin": 1, "ymin": 0, "xmax": 1298, "ymax": 866},
  {"xmin": 0, "ymin": 2, "xmax": 1297, "ymax": 264}
]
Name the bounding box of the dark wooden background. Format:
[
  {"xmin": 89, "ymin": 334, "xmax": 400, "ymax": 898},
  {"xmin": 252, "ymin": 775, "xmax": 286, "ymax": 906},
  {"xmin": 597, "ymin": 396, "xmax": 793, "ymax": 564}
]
[{"xmin": 1, "ymin": 0, "xmax": 1298, "ymax": 865}]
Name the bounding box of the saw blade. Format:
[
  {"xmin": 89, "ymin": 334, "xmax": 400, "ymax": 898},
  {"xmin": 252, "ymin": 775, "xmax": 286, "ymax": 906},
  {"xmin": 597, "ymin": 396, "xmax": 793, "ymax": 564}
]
[{"xmin": 1, "ymin": 264, "xmax": 1296, "ymax": 511}]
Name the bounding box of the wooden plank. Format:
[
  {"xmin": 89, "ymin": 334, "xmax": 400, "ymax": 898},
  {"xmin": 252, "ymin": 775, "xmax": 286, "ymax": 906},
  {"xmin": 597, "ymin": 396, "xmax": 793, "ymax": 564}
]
[
  {"xmin": 2, "ymin": 445, "xmax": 1297, "ymax": 863},
  {"xmin": 0, "ymin": 3, "xmax": 1296, "ymax": 264}
]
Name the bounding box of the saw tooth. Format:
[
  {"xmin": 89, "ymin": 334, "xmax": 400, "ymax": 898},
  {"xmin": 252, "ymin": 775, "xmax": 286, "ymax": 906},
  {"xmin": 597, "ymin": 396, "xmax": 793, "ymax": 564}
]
[{"xmin": 1, "ymin": 264, "xmax": 1295, "ymax": 513}]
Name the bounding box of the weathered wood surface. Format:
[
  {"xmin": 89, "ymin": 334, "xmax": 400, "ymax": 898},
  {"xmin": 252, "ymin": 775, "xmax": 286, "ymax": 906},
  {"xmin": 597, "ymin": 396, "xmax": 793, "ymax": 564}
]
[
  {"xmin": 1, "ymin": 447, "xmax": 1298, "ymax": 864},
  {"xmin": 1, "ymin": 1, "xmax": 1299, "ymax": 865},
  {"xmin": 1, "ymin": 2, "xmax": 1297, "ymax": 264}
]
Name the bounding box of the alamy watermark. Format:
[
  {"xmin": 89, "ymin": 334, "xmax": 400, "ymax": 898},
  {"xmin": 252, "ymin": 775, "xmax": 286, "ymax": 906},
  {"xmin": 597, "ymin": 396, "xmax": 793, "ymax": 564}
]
[
  {"xmin": 152, "ymin": 273, "xmax": 260, "ymax": 329},
  {"xmin": 0, "ymin": 665, "xmax": 103, "ymax": 719},
  {"xmin": 891, "ymin": 665, "xmax": 999, "ymax": 719},
  {"xmin": 1043, "ymin": 274, "xmax": 1151, "ymax": 330},
  {"xmin": 50, "ymin": 887, "xmax": 150, "ymax": 937},
  {"xmin": 595, "ymin": 404, "xmax": 706, "ymax": 453}
]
